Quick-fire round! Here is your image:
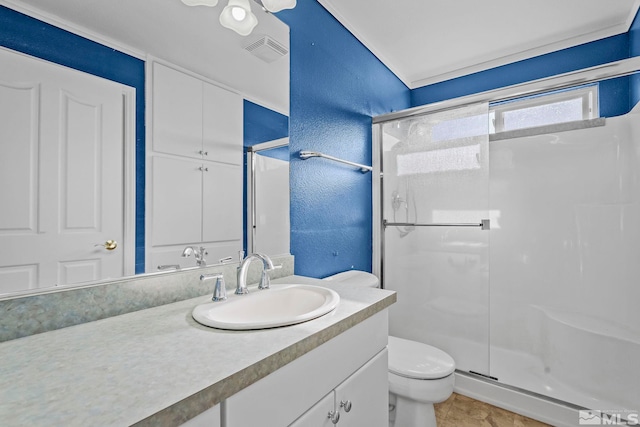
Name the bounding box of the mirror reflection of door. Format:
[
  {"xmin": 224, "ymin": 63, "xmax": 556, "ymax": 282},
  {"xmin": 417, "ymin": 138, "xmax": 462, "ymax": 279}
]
[
  {"xmin": 0, "ymin": 48, "xmax": 131, "ymax": 294},
  {"xmin": 247, "ymin": 139, "xmax": 290, "ymax": 256}
]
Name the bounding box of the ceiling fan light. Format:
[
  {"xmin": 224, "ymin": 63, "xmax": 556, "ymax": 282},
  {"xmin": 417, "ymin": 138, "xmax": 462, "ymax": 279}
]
[
  {"xmin": 220, "ymin": 0, "xmax": 258, "ymax": 36},
  {"xmin": 261, "ymin": 0, "xmax": 296, "ymax": 13},
  {"xmin": 181, "ymin": 0, "xmax": 219, "ymax": 7}
]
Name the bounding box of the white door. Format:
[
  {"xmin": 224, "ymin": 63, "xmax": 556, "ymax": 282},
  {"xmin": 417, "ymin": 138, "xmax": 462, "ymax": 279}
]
[{"xmin": 0, "ymin": 48, "xmax": 126, "ymax": 293}]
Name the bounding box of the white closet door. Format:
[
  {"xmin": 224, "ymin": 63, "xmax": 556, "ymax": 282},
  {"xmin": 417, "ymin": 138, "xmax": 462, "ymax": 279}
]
[
  {"xmin": 152, "ymin": 62, "xmax": 203, "ymax": 158},
  {"xmin": 151, "ymin": 156, "xmax": 203, "ymax": 246},
  {"xmin": 202, "ymin": 162, "xmax": 242, "ymax": 243},
  {"xmin": 0, "ymin": 48, "xmax": 125, "ymax": 293},
  {"xmin": 202, "ymin": 82, "xmax": 242, "ymax": 165}
]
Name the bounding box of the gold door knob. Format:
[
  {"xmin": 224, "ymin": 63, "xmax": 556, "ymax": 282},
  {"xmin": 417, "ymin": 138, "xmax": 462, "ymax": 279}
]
[{"xmin": 96, "ymin": 240, "xmax": 118, "ymax": 250}]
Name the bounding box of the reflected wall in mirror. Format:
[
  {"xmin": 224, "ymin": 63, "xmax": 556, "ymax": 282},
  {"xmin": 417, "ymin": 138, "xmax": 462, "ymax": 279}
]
[{"xmin": 0, "ymin": 2, "xmax": 289, "ymax": 298}]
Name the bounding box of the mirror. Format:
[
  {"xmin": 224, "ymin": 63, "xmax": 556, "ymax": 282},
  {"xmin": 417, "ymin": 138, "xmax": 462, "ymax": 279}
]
[{"xmin": 0, "ymin": 1, "xmax": 289, "ymax": 298}]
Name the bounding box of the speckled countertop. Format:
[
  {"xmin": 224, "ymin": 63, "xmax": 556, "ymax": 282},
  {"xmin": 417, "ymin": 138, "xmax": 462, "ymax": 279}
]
[{"xmin": 0, "ymin": 275, "xmax": 395, "ymax": 426}]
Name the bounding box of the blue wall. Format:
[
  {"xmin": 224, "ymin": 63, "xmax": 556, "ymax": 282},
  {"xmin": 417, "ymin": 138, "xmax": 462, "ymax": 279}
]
[
  {"xmin": 411, "ymin": 28, "xmax": 640, "ymax": 117},
  {"xmin": 0, "ymin": 6, "xmax": 147, "ymax": 273},
  {"xmin": 411, "ymin": 35, "xmax": 630, "ymax": 108},
  {"xmin": 243, "ymin": 100, "xmax": 289, "ymax": 147},
  {"xmin": 631, "ymin": 10, "xmax": 640, "ymax": 106},
  {"xmin": 278, "ymin": 1, "xmax": 410, "ymax": 278}
]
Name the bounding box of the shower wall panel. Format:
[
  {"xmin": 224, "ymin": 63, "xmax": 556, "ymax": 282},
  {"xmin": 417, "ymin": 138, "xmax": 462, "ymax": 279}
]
[{"xmin": 489, "ymin": 104, "xmax": 640, "ymax": 411}]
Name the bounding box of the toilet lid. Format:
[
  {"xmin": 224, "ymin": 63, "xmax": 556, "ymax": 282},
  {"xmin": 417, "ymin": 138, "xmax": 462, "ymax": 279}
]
[{"xmin": 388, "ymin": 336, "xmax": 456, "ymax": 380}]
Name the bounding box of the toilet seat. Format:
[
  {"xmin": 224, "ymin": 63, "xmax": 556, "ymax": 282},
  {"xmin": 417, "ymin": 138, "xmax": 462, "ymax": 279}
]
[{"xmin": 388, "ymin": 336, "xmax": 455, "ymax": 380}]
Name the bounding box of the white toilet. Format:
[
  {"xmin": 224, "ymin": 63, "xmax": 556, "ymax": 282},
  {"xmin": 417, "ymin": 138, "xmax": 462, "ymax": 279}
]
[{"xmin": 324, "ymin": 270, "xmax": 456, "ymax": 427}]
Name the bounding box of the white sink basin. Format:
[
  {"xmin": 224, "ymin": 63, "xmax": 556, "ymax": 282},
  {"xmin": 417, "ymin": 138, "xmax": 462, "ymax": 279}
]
[{"xmin": 192, "ymin": 284, "xmax": 340, "ymax": 330}]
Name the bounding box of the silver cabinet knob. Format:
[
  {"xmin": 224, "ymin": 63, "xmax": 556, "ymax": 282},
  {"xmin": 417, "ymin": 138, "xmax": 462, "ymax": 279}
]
[
  {"xmin": 327, "ymin": 410, "xmax": 340, "ymax": 424},
  {"xmin": 340, "ymin": 400, "xmax": 352, "ymax": 412}
]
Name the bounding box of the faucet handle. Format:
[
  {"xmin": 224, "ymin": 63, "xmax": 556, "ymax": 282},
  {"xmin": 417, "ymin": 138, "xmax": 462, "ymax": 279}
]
[
  {"xmin": 258, "ymin": 269, "xmax": 271, "ymax": 290},
  {"xmin": 201, "ymin": 273, "xmax": 226, "ymax": 301},
  {"xmin": 258, "ymin": 264, "xmax": 282, "ymax": 290}
]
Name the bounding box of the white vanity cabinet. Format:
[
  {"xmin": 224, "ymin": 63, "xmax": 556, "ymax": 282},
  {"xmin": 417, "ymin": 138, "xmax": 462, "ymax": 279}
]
[
  {"xmin": 179, "ymin": 404, "xmax": 221, "ymax": 427},
  {"xmin": 146, "ymin": 60, "xmax": 243, "ymax": 271},
  {"xmin": 290, "ymin": 349, "xmax": 388, "ymax": 427},
  {"xmin": 222, "ymin": 310, "xmax": 389, "ymax": 427}
]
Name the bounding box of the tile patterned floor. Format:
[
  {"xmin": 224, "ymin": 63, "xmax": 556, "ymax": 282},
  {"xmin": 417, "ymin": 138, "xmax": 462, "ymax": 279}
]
[{"xmin": 434, "ymin": 393, "xmax": 552, "ymax": 427}]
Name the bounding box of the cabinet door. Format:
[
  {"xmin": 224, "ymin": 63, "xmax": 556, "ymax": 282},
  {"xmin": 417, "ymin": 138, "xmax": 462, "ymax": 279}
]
[
  {"xmin": 289, "ymin": 391, "xmax": 335, "ymax": 427},
  {"xmin": 202, "ymin": 163, "xmax": 243, "ymax": 243},
  {"xmin": 153, "ymin": 63, "xmax": 203, "ymax": 158},
  {"xmin": 179, "ymin": 404, "xmax": 220, "ymax": 427},
  {"xmin": 335, "ymin": 349, "xmax": 388, "ymax": 427},
  {"xmin": 203, "ymin": 83, "xmax": 242, "ymax": 166},
  {"xmin": 151, "ymin": 156, "xmax": 202, "ymax": 246}
]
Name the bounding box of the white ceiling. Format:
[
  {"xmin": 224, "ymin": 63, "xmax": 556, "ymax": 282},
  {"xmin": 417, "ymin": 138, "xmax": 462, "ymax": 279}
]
[
  {"xmin": 319, "ymin": 0, "xmax": 640, "ymax": 89},
  {"xmin": 3, "ymin": 0, "xmax": 290, "ymax": 114},
  {"xmin": 5, "ymin": 0, "xmax": 640, "ymax": 103}
]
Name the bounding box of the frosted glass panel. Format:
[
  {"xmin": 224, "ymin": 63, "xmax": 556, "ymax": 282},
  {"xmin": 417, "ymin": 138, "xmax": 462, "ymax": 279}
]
[
  {"xmin": 382, "ymin": 103, "xmax": 490, "ymax": 375},
  {"xmin": 502, "ymin": 97, "xmax": 583, "ymax": 131}
]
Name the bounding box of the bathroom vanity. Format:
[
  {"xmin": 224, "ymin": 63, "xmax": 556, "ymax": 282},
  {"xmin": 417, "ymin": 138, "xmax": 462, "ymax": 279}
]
[{"xmin": 0, "ymin": 275, "xmax": 395, "ymax": 426}]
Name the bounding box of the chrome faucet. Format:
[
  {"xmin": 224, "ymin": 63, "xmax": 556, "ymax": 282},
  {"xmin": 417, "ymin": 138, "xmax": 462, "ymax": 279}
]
[
  {"xmin": 182, "ymin": 246, "xmax": 208, "ymax": 267},
  {"xmin": 235, "ymin": 253, "xmax": 276, "ymax": 294}
]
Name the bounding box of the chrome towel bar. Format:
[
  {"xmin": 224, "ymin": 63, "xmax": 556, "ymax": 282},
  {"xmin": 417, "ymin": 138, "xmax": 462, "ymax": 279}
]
[
  {"xmin": 384, "ymin": 219, "xmax": 490, "ymax": 230},
  {"xmin": 299, "ymin": 150, "xmax": 372, "ymax": 173}
]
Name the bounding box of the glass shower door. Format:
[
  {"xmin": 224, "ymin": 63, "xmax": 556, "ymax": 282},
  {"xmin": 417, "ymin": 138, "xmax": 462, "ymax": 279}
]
[{"xmin": 381, "ymin": 103, "xmax": 491, "ymax": 376}]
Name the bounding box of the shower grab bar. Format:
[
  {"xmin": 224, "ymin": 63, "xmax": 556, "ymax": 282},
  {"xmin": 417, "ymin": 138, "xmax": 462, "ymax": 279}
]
[
  {"xmin": 384, "ymin": 219, "xmax": 490, "ymax": 230},
  {"xmin": 299, "ymin": 150, "xmax": 372, "ymax": 173}
]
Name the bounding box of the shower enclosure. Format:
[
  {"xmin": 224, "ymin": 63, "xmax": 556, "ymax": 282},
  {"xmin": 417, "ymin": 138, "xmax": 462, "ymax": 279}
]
[{"xmin": 373, "ymin": 58, "xmax": 640, "ymax": 422}]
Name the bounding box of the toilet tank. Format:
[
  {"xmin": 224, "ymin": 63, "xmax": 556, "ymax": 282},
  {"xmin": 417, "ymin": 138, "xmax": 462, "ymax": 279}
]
[{"xmin": 323, "ymin": 270, "xmax": 379, "ymax": 288}]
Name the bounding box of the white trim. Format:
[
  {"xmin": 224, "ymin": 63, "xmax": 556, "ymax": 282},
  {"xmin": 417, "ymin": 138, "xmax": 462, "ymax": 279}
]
[
  {"xmin": 371, "ymin": 125, "xmax": 382, "ymax": 280},
  {"xmin": 144, "ymin": 59, "xmax": 153, "ymax": 273},
  {"xmin": 625, "ymin": 0, "xmax": 640, "ymax": 29},
  {"xmin": 122, "ymin": 87, "xmax": 137, "ymax": 277},
  {"xmin": 2, "ymin": 0, "xmax": 146, "ymax": 60}
]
